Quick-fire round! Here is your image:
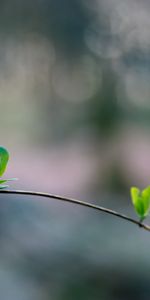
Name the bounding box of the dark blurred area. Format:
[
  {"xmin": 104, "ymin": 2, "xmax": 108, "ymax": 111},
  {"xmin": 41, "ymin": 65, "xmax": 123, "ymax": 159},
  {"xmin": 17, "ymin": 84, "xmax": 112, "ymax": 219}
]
[{"xmin": 0, "ymin": 0, "xmax": 150, "ymax": 299}]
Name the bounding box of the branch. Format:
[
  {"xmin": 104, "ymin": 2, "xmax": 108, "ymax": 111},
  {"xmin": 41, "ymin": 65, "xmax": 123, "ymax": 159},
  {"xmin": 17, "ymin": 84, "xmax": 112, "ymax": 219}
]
[{"xmin": 0, "ymin": 189, "xmax": 150, "ymax": 232}]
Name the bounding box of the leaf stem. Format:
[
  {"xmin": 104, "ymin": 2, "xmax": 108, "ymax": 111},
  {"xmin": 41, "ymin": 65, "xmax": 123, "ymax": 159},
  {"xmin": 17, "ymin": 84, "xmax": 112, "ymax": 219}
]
[{"xmin": 0, "ymin": 189, "xmax": 150, "ymax": 232}]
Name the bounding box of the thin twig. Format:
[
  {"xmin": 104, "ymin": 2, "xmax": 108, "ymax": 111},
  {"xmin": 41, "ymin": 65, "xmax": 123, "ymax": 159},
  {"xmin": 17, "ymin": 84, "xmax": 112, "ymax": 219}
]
[{"xmin": 0, "ymin": 189, "xmax": 150, "ymax": 232}]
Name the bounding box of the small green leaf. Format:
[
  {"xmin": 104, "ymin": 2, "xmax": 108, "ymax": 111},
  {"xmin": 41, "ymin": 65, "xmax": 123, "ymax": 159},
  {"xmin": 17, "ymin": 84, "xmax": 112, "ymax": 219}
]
[
  {"xmin": 131, "ymin": 186, "xmax": 150, "ymax": 220},
  {"xmin": 131, "ymin": 187, "xmax": 145, "ymax": 219},
  {"xmin": 0, "ymin": 178, "xmax": 18, "ymax": 190},
  {"xmin": 134, "ymin": 197, "xmax": 145, "ymax": 218},
  {"xmin": 131, "ymin": 187, "xmax": 140, "ymax": 206},
  {"xmin": 0, "ymin": 178, "xmax": 17, "ymax": 184},
  {"xmin": 0, "ymin": 147, "xmax": 9, "ymax": 177},
  {"xmin": 0, "ymin": 179, "xmax": 8, "ymax": 184},
  {"xmin": 141, "ymin": 186, "xmax": 150, "ymax": 215}
]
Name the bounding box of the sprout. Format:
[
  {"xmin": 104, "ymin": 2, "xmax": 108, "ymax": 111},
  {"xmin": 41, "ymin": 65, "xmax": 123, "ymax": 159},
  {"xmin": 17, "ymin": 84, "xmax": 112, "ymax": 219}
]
[
  {"xmin": 0, "ymin": 147, "xmax": 17, "ymax": 189},
  {"xmin": 131, "ymin": 186, "xmax": 150, "ymax": 221}
]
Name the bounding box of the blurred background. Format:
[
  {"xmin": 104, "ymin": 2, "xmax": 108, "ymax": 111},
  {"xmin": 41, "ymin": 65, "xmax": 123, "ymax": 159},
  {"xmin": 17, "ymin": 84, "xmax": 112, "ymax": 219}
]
[{"xmin": 1, "ymin": 0, "xmax": 150, "ymax": 299}]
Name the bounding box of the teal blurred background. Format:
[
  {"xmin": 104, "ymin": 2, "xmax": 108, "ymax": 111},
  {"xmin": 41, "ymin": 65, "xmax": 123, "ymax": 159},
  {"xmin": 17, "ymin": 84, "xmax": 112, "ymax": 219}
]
[{"xmin": 1, "ymin": 0, "xmax": 150, "ymax": 299}]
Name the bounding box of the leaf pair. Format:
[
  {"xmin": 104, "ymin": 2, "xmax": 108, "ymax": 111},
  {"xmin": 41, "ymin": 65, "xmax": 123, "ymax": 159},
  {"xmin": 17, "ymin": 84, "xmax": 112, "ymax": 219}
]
[
  {"xmin": 131, "ymin": 186, "xmax": 150, "ymax": 221},
  {"xmin": 0, "ymin": 147, "xmax": 17, "ymax": 189}
]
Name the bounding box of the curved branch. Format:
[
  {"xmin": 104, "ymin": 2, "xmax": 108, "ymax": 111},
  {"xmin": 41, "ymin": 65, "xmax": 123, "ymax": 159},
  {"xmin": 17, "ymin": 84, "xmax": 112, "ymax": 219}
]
[{"xmin": 0, "ymin": 189, "xmax": 150, "ymax": 232}]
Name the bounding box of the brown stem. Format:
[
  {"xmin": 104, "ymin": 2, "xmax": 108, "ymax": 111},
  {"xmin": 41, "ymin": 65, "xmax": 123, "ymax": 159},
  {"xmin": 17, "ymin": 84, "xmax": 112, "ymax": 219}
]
[{"xmin": 0, "ymin": 189, "xmax": 150, "ymax": 232}]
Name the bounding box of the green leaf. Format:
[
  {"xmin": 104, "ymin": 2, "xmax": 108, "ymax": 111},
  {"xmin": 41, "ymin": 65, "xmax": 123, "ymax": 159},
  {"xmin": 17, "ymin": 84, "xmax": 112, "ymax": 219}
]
[
  {"xmin": 134, "ymin": 197, "xmax": 145, "ymax": 218},
  {"xmin": 0, "ymin": 147, "xmax": 9, "ymax": 177},
  {"xmin": 0, "ymin": 178, "xmax": 18, "ymax": 190},
  {"xmin": 0, "ymin": 179, "xmax": 7, "ymax": 184},
  {"xmin": 142, "ymin": 186, "xmax": 150, "ymax": 215},
  {"xmin": 131, "ymin": 187, "xmax": 145, "ymax": 219},
  {"xmin": 131, "ymin": 186, "xmax": 150, "ymax": 220},
  {"xmin": 0, "ymin": 178, "xmax": 17, "ymax": 184},
  {"xmin": 131, "ymin": 187, "xmax": 140, "ymax": 206}
]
